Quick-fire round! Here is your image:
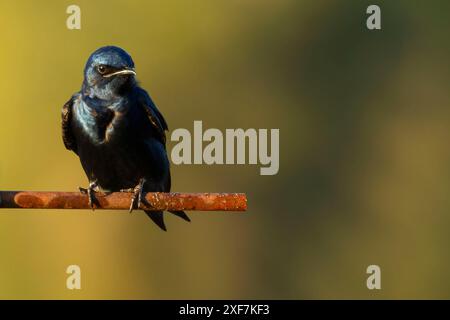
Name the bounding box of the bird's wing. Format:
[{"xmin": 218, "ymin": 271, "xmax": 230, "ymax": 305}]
[
  {"xmin": 61, "ymin": 96, "xmax": 78, "ymax": 154},
  {"xmin": 137, "ymin": 87, "xmax": 168, "ymax": 145}
]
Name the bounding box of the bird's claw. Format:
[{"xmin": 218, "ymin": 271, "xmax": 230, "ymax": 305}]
[
  {"xmin": 129, "ymin": 188, "xmax": 141, "ymax": 213},
  {"xmin": 128, "ymin": 178, "xmax": 149, "ymax": 213},
  {"xmin": 79, "ymin": 181, "xmax": 99, "ymax": 210}
]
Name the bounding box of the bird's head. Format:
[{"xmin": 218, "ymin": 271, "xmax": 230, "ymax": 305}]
[{"xmin": 82, "ymin": 46, "xmax": 136, "ymax": 100}]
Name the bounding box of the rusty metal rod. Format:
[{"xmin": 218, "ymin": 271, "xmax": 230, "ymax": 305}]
[{"xmin": 0, "ymin": 191, "xmax": 247, "ymax": 212}]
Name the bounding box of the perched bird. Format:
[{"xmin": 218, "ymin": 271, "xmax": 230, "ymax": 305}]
[{"xmin": 61, "ymin": 46, "xmax": 190, "ymax": 230}]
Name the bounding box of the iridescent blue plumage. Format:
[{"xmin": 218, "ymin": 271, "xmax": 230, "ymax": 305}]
[{"xmin": 62, "ymin": 46, "xmax": 189, "ymax": 230}]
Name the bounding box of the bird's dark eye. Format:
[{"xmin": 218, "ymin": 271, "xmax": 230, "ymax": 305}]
[{"xmin": 97, "ymin": 65, "xmax": 107, "ymax": 74}]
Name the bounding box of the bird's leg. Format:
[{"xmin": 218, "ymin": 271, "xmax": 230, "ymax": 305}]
[
  {"xmin": 79, "ymin": 180, "xmax": 99, "ymax": 210},
  {"xmin": 128, "ymin": 178, "xmax": 147, "ymax": 213}
]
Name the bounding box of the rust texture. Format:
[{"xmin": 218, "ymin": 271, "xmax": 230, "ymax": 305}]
[{"xmin": 0, "ymin": 191, "xmax": 247, "ymax": 212}]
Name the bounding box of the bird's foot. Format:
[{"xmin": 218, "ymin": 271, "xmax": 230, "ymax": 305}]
[
  {"xmin": 79, "ymin": 181, "xmax": 99, "ymax": 210},
  {"xmin": 126, "ymin": 178, "xmax": 149, "ymax": 213}
]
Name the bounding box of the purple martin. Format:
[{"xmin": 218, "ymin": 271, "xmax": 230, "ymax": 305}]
[{"xmin": 61, "ymin": 46, "xmax": 189, "ymax": 231}]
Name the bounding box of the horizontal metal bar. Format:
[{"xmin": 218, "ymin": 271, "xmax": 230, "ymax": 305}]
[{"xmin": 0, "ymin": 191, "xmax": 247, "ymax": 212}]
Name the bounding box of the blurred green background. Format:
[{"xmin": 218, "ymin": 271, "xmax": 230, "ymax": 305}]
[{"xmin": 0, "ymin": 0, "xmax": 449, "ymax": 299}]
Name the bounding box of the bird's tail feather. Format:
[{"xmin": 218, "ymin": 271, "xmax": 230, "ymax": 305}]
[
  {"xmin": 144, "ymin": 210, "xmax": 190, "ymax": 231},
  {"xmin": 169, "ymin": 210, "xmax": 191, "ymax": 222},
  {"xmin": 145, "ymin": 210, "xmax": 167, "ymax": 231}
]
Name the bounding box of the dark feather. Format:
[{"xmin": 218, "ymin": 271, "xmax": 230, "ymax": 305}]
[
  {"xmin": 169, "ymin": 210, "xmax": 191, "ymax": 222},
  {"xmin": 61, "ymin": 97, "xmax": 78, "ymax": 154},
  {"xmin": 145, "ymin": 210, "xmax": 167, "ymax": 231},
  {"xmin": 137, "ymin": 87, "xmax": 168, "ymax": 145}
]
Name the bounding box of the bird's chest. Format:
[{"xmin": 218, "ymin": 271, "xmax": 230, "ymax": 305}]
[
  {"xmin": 74, "ymin": 100, "xmax": 129, "ymax": 146},
  {"xmin": 73, "ymin": 100, "xmax": 146, "ymax": 190}
]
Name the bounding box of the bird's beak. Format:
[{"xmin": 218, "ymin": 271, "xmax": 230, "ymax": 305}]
[{"xmin": 103, "ymin": 68, "xmax": 136, "ymax": 78}]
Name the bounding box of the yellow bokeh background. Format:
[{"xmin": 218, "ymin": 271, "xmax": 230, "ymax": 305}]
[{"xmin": 0, "ymin": 0, "xmax": 449, "ymax": 299}]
